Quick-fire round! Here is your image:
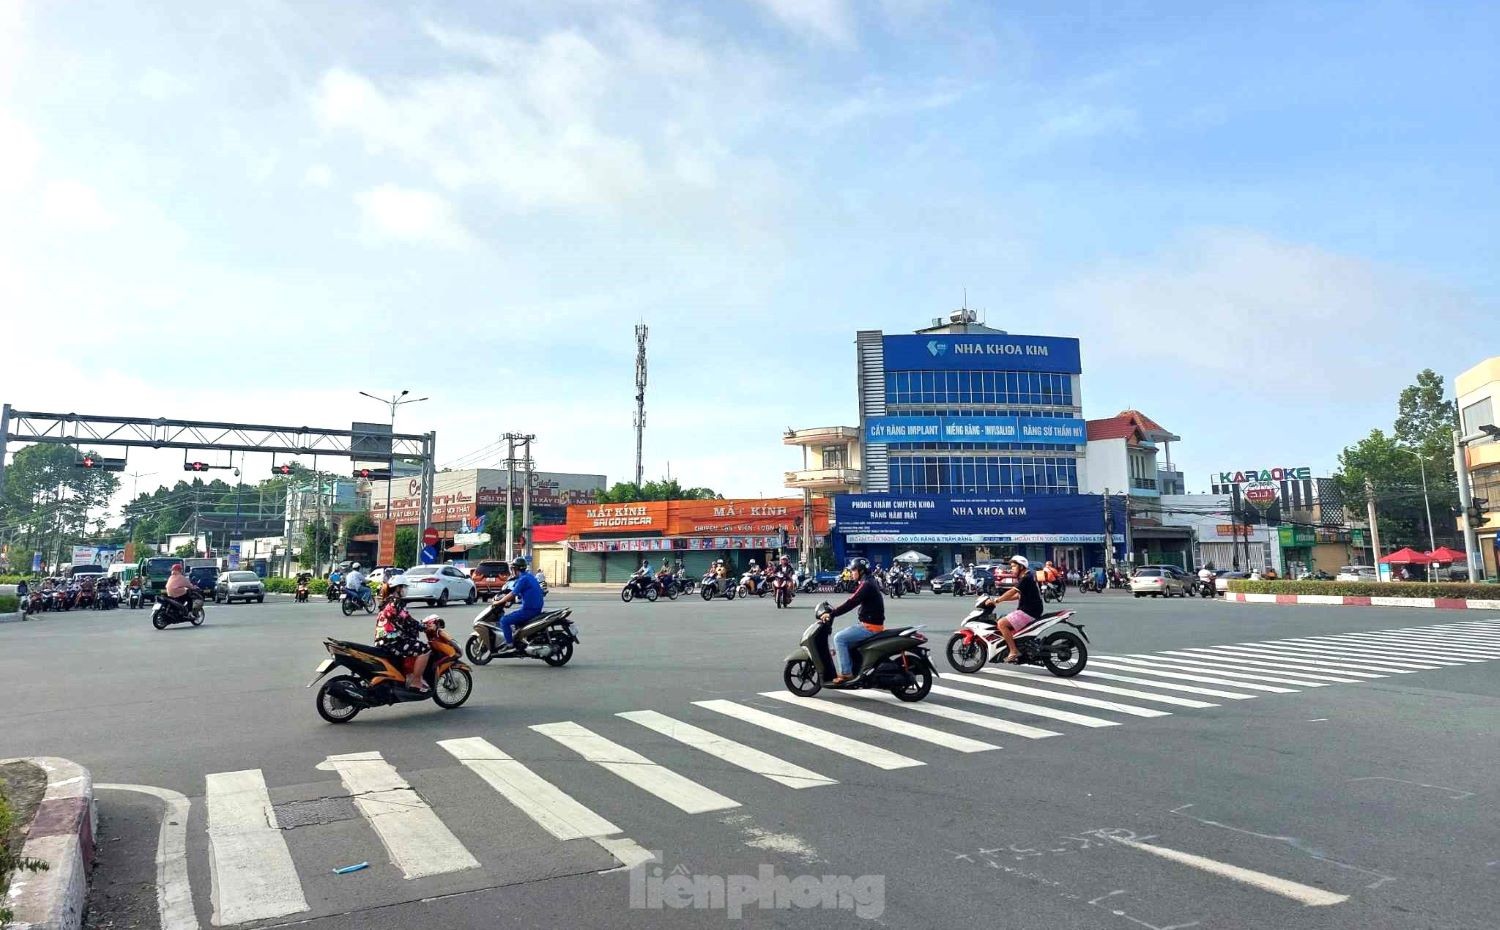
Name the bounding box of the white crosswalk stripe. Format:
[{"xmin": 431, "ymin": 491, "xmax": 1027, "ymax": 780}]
[
  {"xmin": 965, "ymin": 672, "xmax": 1172, "ymax": 717},
  {"xmin": 930, "ymin": 683, "xmax": 1119, "ymax": 727},
  {"xmin": 759, "ymin": 692, "xmax": 1000, "ymax": 752},
  {"xmin": 532, "ymin": 721, "xmax": 740, "ymax": 814},
  {"xmin": 1177, "ymin": 647, "xmax": 1387, "ymax": 677},
  {"xmin": 694, "ymin": 699, "xmax": 924, "ymax": 770},
  {"xmin": 321, "ymin": 751, "xmax": 478, "ymax": 880},
  {"xmin": 1316, "ymin": 628, "xmax": 1500, "ymax": 650},
  {"xmin": 1150, "ymin": 651, "xmax": 1363, "ymax": 684},
  {"xmin": 1113, "ymin": 654, "xmax": 1341, "ymax": 687},
  {"xmin": 1073, "ymin": 668, "xmax": 1259, "ymax": 699},
  {"xmin": 1274, "ymin": 637, "xmax": 1478, "ymax": 664},
  {"xmin": 1327, "ymin": 633, "xmax": 1500, "ymax": 657},
  {"xmin": 839, "ymin": 689, "xmax": 1062, "ymax": 739},
  {"xmin": 1084, "ymin": 660, "xmax": 1297, "ymax": 693},
  {"xmin": 1186, "ymin": 645, "xmax": 1406, "ymax": 675},
  {"xmin": 204, "ymin": 769, "xmax": 308, "ymax": 926},
  {"xmin": 617, "ymin": 710, "xmax": 837, "ymax": 789},
  {"xmin": 438, "ymin": 737, "xmax": 624, "ymax": 841},
  {"xmin": 983, "ymin": 667, "xmax": 1218, "ymax": 708},
  {"xmin": 1246, "ymin": 641, "xmax": 1453, "ymax": 669}
]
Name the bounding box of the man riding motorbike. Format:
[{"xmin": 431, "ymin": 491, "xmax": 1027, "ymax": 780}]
[
  {"xmin": 982, "ymin": 555, "xmax": 1046, "ymax": 663},
  {"xmin": 492, "ymin": 556, "xmax": 544, "ymax": 652},
  {"xmin": 817, "ymin": 558, "xmax": 885, "ymax": 686},
  {"xmin": 344, "ymin": 563, "xmax": 370, "ymax": 608}
]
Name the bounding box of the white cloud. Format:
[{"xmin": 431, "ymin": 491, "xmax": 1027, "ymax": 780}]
[
  {"xmin": 748, "ymin": 0, "xmax": 854, "ymax": 45},
  {"xmin": 353, "ymin": 184, "xmax": 474, "ymax": 249},
  {"xmin": 303, "ymin": 163, "xmax": 333, "ymax": 187},
  {"xmin": 40, "ymin": 179, "xmax": 115, "ymax": 231}
]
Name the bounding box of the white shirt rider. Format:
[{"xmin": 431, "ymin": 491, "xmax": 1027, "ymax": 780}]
[
  {"xmin": 1198, "ymin": 567, "xmax": 1214, "ymax": 583},
  {"xmin": 345, "ymin": 569, "xmax": 367, "ymax": 595}
]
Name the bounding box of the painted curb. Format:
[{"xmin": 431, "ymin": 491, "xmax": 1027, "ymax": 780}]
[
  {"xmin": 0, "ymin": 611, "xmax": 27, "ymax": 624},
  {"xmin": 1223, "ymin": 592, "xmax": 1500, "ymax": 610},
  {"xmin": 1, "ymin": 756, "xmax": 96, "ymax": 930}
]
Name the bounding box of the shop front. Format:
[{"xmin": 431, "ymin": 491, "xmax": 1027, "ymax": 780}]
[{"xmin": 832, "ymin": 493, "xmax": 1125, "ymax": 574}]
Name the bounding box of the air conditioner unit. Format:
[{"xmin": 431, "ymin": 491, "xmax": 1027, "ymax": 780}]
[{"xmin": 950, "ymin": 308, "xmax": 977, "ymax": 324}]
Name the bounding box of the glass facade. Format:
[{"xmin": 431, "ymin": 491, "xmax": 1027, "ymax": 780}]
[
  {"xmin": 886, "ymin": 370, "xmax": 1074, "ymax": 407},
  {"xmin": 890, "ymin": 456, "xmax": 1079, "ymax": 494}
]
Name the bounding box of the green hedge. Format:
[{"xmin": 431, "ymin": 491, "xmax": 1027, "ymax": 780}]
[
  {"xmin": 262, "ymin": 577, "xmax": 330, "ymax": 595},
  {"xmin": 0, "ymin": 575, "xmax": 39, "ymax": 587},
  {"xmin": 1229, "ymin": 579, "xmax": 1499, "ymax": 599},
  {"xmin": 0, "ymin": 596, "xmax": 17, "ymax": 614}
]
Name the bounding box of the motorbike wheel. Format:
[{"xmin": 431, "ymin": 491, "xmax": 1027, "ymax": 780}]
[
  {"xmin": 700, "ymin": 586, "xmax": 713, "ymax": 602},
  {"xmin": 645, "ymin": 586, "xmax": 659, "ymax": 602},
  {"xmin": 783, "ymin": 659, "xmax": 821, "ymax": 697},
  {"xmin": 341, "ymin": 599, "xmax": 355, "ymax": 616},
  {"xmin": 432, "ymin": 668, "xmax": 473, "ymax": 709},
  {"xmin": 665, "ymin": 586, "xmax": 678, "ymax": 601},
  {"xmin": 725, "ymin": 586, "xmax": 736, "ymax": 600},
  {"xmin": 945, "ymin": 632, "xmax": 987, "ymax": 673},
  {"xmin": 465, "ymin": 633, "xmax": 494, "ymax": 665},
  {"xmin": 1041, "ymin": 631, "xmax": 1088, "ymax": 677},
  {"xmin": 543, "ymin": 635, "xmax": 574, "ymax": 667},
  {"xmin": 363, "ymin": 598, "xmax": 377, "ymax": 615},
  {"xmin": 151, "ymin": 609, "xmax": 168, "ymax": 630},
  {"xmin": 316, "ymin": 676, "xmax": 361, "ymax": 724},
  {"xmin": 893, "ymin": 661, "xmax": 933, "ymax": 702},
  {"xmin": 190, "ymin": 607, "xmax": 205, "ymax": 626},
  {"xmin": 621, "ymin": 587, "xmax": 635, "ymax": 603}
]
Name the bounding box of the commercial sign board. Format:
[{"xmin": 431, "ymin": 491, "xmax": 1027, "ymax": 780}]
[
  {"xmin": 477, "ymin": 483, "xmax": 597, "ymax": 509},
  {"xmin": 1278, "ymin": 526, "xmax": 1317, "ymax": 547},
  {"xmin": 865, "ymin": 415, "xmax": 1085, "ymax": 446},
  {"xmin": 565, "ymin": 499, "xmax": 830, "ymax": 538},
  {"xmin": 70, "ymin": 545, "xmax": 122, "ymax": 567},
  {"xmin": 1214, "ymin": 466, "xmax": 1312, "ymax": 484},
  {"xmin": 1215, "ymin": 524, "xmax": 1254, "ymax": 537},
  {"xmin": 1243, "ymin": 482, "xmax": 1280, "ymax": 510},
  {"xmin": 566, "ymin": 502, "xmax": 671, "ymax": 535},
  {"xmin": 882, "ymin": 334, "xmax": 1082, "ymax": 374},
  {"xmin": 833, "ymin": 494, "xmax": 1125, "ymax": 545}
]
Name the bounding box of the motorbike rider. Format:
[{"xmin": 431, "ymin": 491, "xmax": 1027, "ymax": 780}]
[
  {"xmin": 744, "ymin": 560, "xmax": 764, "ymax": 595},
  {"xmin": 492, "ymin": 556, "xmax": 544, "ymax": 651},
  {"xmin": 983, "ymin": 555, "xmax": 1045, "ymax": 664},
  {"xmin": 375, "ymin": 587, "xmax": 431, "ymax": 692},
  {"xmin": 1198, "ymin": 563, "xmax": 1217, "ymax": 596},
  {"xmin": 817, "ymin": 558, "xmax": 885, "ymax": 686},
  {"xmin": 344, "ymin": 563, "xmax": 369, "ymax": 607},
  {"xmin": 771, "ymin": 555, "xmax": 794, "ymax": 595},
  {"xmin": 162, "ymin": 563, "xmax": 198, "ymax": 615}
]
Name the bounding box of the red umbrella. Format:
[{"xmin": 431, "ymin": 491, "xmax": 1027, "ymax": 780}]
[
  {"xmin": 1378, "ymin": 547, "xmax": 1433, "ymax": 564},
  {"xmin": 1425, "ymin": 546, "xmax": 1466, "ymax": 564}
]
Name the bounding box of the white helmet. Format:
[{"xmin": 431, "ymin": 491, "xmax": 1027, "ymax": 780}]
[
  {"xmin": 352, "ymin": 563, "xmax": 362, "ymax": 570},
  {"xmin": 1009, "ymin": 555, "xmax": 1029, "ymax": 570}
]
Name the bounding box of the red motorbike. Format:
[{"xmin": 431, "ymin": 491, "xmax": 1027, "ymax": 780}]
[{"xmin": 772, "ymin": 573, "xmax": 795, "ymax": 609}]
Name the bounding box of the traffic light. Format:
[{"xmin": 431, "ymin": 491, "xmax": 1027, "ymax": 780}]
[
  {"xmin": 185, "ymin": 461, "xmax": 210, "ymax": 472},
  {"xmin": 272, "ymin": 463, "xmax": 295, "ymax": 477},
  {"xmin": 1466, "ymin": 498, "xmax": 1490, "ymax": 524},
  {"xmin": 76, "ymin": 455, "xmax": 126, "ymax": 472},
  {"xmin": 354, "ymin": 467, "xmax": 392, "ymax": 480}
]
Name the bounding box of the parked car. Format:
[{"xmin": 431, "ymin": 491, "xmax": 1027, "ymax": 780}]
[
  {"xmin": 470, "ymin": 560, "xmax": 512, "ymax": 595},
  {"xmin": 397, "ymin": 563, "xmax": 478, "ymax": 607},
  {"xmin": 214, "ymin": 570, "xmax": 266, "ymax": 604},
  {"xmin": 1215, "ymin": 570, "xmax": 1252, "ymax": 593},
  {"xmin": 1131, "ymin": 566, "xmax": 1187, "ymax": 597},
  {"xmin": 188, "ymin": 565, "xmax": 219, "ymax": 596},
  {"xmin": 1335, "ymin": 565, "xmax": 1378, "ymax": 582}
]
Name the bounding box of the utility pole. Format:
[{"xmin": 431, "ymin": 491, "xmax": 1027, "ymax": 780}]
[
  {"xmin": 1453, "ymin": 427, "xmax": 1485, "ymax": 581},
  {"xmin": 521, "ymin": 436, "xmax": 534, "ymax": 562},
  {"xmin": 359, "ymin": 388, "xmax": 429, "ymax": 520},
  {"xmin": 1364, "ymin": 476, "xmax": 1383, "ymax": 574},
  {"xmin": 633, "ymin": 323, "xmax": 648, "ymax": 489},
  {"xmin": 1102, "ymin": 489, "xmax": 1114, "ymax": 568},
  {"xmin": 504, "ymin": 434, "xmax": 516, "ymax": 559},
  {"xmin": 802, "ymin": 487, "xmax": 814, "ymax": 574}
]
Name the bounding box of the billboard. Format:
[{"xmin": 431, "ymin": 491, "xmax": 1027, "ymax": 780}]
[
  {"xmin": 865, "ymin": 415, "xmax": 1085, "ymax": 445},
  {"xmin": 882, "ymin": 334, "xmax": 1081, "ymax": 374},
  {"xmin": 834, "ymin": 494, "xmax": 1125, "ymax": 544},
  {"xmin": 70, "ymin": 545, "xmax": 122, "ymax": 567},
  {"xmin": 564, "ymin": 499, "xmax": 831, "ymax": 538}
]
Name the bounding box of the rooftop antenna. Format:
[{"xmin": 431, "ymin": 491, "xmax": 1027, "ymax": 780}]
[{"xmin": 633, "ymin": 322, "xmax": 649, "ymax": 488}]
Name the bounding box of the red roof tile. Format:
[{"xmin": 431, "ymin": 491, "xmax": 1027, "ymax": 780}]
[{"xmin": 1085, "ymin": 409, "xmax": 1174, "ymax": 443}]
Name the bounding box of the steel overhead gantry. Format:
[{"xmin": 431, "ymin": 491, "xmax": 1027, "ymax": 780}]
[{"xmin": 0, "ymin": 404, "xmax": 438, "ymax": 533}]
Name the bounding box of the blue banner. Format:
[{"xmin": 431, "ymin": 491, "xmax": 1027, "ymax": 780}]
[
  {"xmin": 883, "ymin": 334, "xmax": 1081, "ymax": 373},
  {"xmin": 834, "ymin": 493, "xmax": 1126, "ymax": 544},
  {"xmin": 865, "ymin": 415, "xmax": 1085, "ymax": 445}
]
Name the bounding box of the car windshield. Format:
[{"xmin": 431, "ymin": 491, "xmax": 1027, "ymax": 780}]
[
  {"xmin": 1134, "ymin": 568, "xmax": 1162, "ymax": 577},
  {"xmin": 403, "ymin": 567, "xmax": 432, "ymax": 576},
  {"xmin": 71, "ymin": 565, "xmax": 106, "ymax": 575},
  {"xmin": 146, "ymin": 558, "xmax": 182, "ymax": 574},
  {"xmin": 227, "ymin": 572, "xmax": 259, "ymax": 582}
]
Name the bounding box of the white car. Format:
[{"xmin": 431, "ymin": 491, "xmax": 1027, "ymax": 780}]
[
  {"xmin": 1335, "ymin": 565, "xmax": 1378, "ymax": 582},
  {"xmin": 213, "ymin": 570, "xmax": 266, "ymax": 604},
  {"xmin": 395, "ymin": 564, "xmax": 478, "ymax": 607},
  {"xmin": 1131, "ymin": 567, "xmax": 1187, "ymax": 597}
]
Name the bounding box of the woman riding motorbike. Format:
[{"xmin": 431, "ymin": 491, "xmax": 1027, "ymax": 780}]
[{"xmin": 374, "ymin": 584, "xmax": 431, "ymax": 692}]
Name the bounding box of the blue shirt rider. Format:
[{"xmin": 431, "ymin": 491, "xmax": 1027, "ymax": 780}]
[{"xmin": 495, "ymin": 556, "xmax": 544, "ymax": 648}]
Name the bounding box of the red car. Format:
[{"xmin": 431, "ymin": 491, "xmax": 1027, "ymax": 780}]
[{"xmin": 470, "ymin": 561, "xmax": 512, "ymax": 595}]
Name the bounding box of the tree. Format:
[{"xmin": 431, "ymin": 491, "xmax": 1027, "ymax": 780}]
[
  {"xmin": 394, "ymin": 526, "xmax": 418, "ymax": 567},
  {"xmin": 300, "ymin": 519, "xmax": 331, "ymax": 569},
  {"xmin": 594, "ymin": 479, "xmax": 720, "ymax": 503},
  {"xmin": 340, "ymin": 513, "xmax": 377, "ymax": 544},
  {"xmin": 173, "ymin": 542, "xmax": 196, "ymax": 558},
  {"xmin": 0, "ymin": 444, "xmax": 120, "ymax": 560}
]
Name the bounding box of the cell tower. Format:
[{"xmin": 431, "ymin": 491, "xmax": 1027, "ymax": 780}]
[{"xmin": 633, "ymin": 323, "xmax": 648, "ymax": 488}]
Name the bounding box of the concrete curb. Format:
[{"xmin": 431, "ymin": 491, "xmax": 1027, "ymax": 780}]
[
  {"xmin": 2, "ymin": 757, "xmax": 96, "ymax": 930},
  {"xmin": 1223, "ymin": 592, "xmax": 1500, "ymax": 610},
  {"xmin": 0, "ymin": 611, "xmax": 27, "ymax": 624}
]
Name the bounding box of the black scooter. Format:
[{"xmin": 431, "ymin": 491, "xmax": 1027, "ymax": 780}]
[
  {"xmin": 151, "ymin": 593, "xmax": 205, "ymax": 629},
  {"xmin": 782, "ymin": 602, "xmax": 936, "ymax": 701},
  {"xmin": 326, "ymin": 580, "xmax": 344, "ymax": 602},
  {"xmin": 464, "ymin": 599, "xmax": 578, "ymax": 666}
]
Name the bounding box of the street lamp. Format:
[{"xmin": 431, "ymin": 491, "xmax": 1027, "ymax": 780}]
[
  {"xmin": 1395, "ymin": 447, "xmax": 1437, "ymax": 558},
  {"xmin": 359, "ymin": 389, "xmax": 429, "ymax": 521}
]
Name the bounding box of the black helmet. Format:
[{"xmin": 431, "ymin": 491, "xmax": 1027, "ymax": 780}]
[
  {"xmin": 511, "ymin": 555, "xmax": 529, "ymax": 571},
  {"xmin": 848, "ymin": 558, "xmax": 869, "ymax": 575}
]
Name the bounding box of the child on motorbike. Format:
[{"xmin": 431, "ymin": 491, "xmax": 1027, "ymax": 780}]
[{"xmin": 375, "ymin": 585, "xmax": 431, "ymax": 692}]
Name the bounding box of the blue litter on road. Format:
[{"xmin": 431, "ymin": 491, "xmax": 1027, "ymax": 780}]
[{"xmin": 333, "ymin": 862, "xmax": 369, "ymax": 874}]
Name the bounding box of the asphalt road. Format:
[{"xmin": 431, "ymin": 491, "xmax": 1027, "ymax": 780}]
[{"xmin": 3, "ymin": 587, "xmax": 1498, "ymax": 930}]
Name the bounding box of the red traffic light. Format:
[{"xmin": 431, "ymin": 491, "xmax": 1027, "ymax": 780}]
[
  {"xmin": 184, "ymin": 461, "xmax": 209, "ymax": 472},
  {"xmin": 81, "ymin": 456, "xmax": 96, "ymax": 468},
  {"xmin": 273, "ymin": 464, "xmax": 293, "ymax": 476}
]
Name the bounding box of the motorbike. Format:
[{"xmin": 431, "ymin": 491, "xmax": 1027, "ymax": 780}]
[
  {"xmin": 738, "ymin": 572, "xmax": 769, "ymax": 599},
  {"xmin": 151, "ymin": 592, "xmax": 205, "ymax": 629},
  {"xmin": 670, "ymin": 571, "xmax": 696, "ymax": 597},
  {"xmin": 26, "ymin": 590, "xmax": 49, "ymax": 614},
  {"xmin": 341, "ymin": 585, "xmax": 376, "ymax": 616},
  {"xmin": 782, "ymin": 602, "xmax": 936, "ymax": 702},
  {"xmin": 945, "ymin": 596, "xmax": 1088, "ymax": 677},
  {"xmin": 700, "ymin": 573, "xmax": 737, "ymax": 600},
  {"xmin": 1042, "ymin": 581, "xmax": 1064, "ymax": 603},
  {"xmin": 1196, "ymin": 576, "xmax": 1217, "ymax": 598},
  {"xmin": 326, "ymin": 580, "xmax": 344, "ymax": 602},
  {"xmin": 771, "ymin": 573, "xmax": 795, "ymax": 609},
  {"xmin": 621, "ymin": 572, "xmax": 661, "ymax": 603},
  {"xmin": 294, "ymin": 582, "xmax": 310, "ymax": 603},
  {"xmin": 308, "ymin": 617, "xmax": 473, "ymax": 723},
  {"xmin": 95, "ymin": 585, "xmax": 121, "ymax": 610},
  {"xmin": 127, "ymin": 585, "xmax": 147, "ymax": 609},
  {"xmin": 464, "ymin": 599, "xmax": 579, "ymax": 667}
]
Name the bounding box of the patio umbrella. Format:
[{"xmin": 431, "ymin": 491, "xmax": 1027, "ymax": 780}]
[
  {"xmin": 1378, "ymin": 547, "xmax": 1433, "ymax": 564},
  {"xmin": 1425, "ymin": 546, "xmax": 1466, "ymax": 564},
  {"xmin": 893, "ymin": 550, "xmax": 933, "ymax": 564}
]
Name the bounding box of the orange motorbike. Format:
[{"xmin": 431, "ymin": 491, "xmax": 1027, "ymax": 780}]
[{"xmin": 307, "ymin": 617, "xmax": 473, "ymax": 723}]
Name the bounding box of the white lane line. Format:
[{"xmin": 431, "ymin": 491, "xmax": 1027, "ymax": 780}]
[
  {"xmin": 930, "ymin": 684, "xmax": 1118, "ymax": 727},
  {"xmin": 320, "ymin": 751, "xmax": 479, "ymax": 880},
  {"xmin": 759, "ymin": 691, "xmax": 1000, "ymax": 752},
  {"xmin": 204, "ymin": 769, "xmax": 308, "ymax": 927},
  {"xmin": 617, "ymin": 710, "xmax": 837, "ymax": 789},
  {"xmin": 1189, "ymin": 646, "xmax": 1401, "ymax": 675},
  {"xmin": 1178, "ymin": 647, "xmax": 1385, "ymax": 678},
  {"xmin": 1115, "ymin": 654, "xmax": 1341, "ymax": 687},
  {"xmin": 97, "ymin": 784, "xmax": 198, "ymax": 930},
  {"xmin": 1153, "ymin": 651, "xmax": 1362, "ymax": 684},
  {"xmin": 984, "ymin": 667, "xmax": 1217, "ymax": 708},
  {"xmin": 1075, "ymin": 669, "xmax": 1258, "ymax": 700},
  {"xmin": 965, "ymin": 673, "xmax": 1172, "ymax": 717},
  {"xmin": 531, "ymin": 721, "xmax": 740, "ymax": 814},
  {"xmin": 694, "ymin": 700, "xmax": 924, "ymax": 770},
  {"xmin": 438, "ymin": 737, "xmax": 627, "ymax": 848},
  {"xmin": 1252, "ymin": 641, "xmax": 1454, "ymax": 669},
  {"xmin": 1084, "ymin": 661, "xmax": 1296, "ymax": 693},
  {"xmin": 1275, "ymin": 638, "xmax": 1478, "ymax": 664},
  {"xmin": 841, "ymin": 689, "xmax": 1062, "ymax": 738},
  {"xmin": 1106, "ymin": 835, "xmax": 1348, "ymax": 907}
]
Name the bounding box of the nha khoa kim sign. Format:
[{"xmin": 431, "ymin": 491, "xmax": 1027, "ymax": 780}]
[{"xmin": 1215, "ymin": 466, "xmax": 1312, "ymax": 484}]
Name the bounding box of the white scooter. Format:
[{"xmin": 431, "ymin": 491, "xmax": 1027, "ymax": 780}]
[{"xmin": 944, "ymin": 596, "xmax": 1088, "ymax": 677}]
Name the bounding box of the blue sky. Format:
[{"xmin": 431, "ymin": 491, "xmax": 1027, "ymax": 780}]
[{"xmin": 1, "ymin": 0, "xmax": 1496, "ymax": 504}]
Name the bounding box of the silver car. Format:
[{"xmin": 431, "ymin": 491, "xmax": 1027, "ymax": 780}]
[{"xmin": 214, "ymin": 570, "xmax": 266, "ymax": 604}]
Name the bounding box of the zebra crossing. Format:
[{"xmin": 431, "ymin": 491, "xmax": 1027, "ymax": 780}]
[{"xmin": 180, "ymin": 616, "xmax": 1500, "ymax": 926}]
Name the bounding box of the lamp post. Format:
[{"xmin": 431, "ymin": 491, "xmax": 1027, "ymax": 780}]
[
  {"xmin": 359, "ymin": 389, "xmax": 428, "ymax": 521},
  {"xmin": 1395, "ymin": 447, "xmax": 1437, "ymax": 558}
]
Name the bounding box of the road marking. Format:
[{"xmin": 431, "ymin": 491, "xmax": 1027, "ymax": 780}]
[
  {"xmin": 986, "ymin": 667, "xmax": 1218, "ymax": 708},
  {"xmin": 1086, "ymin": 660, "xmax": 1297, "ymax": 693},
  {"xmin": 1274, "ymin": 638, "xmax": 1477, "ymax": 664},
  {"xmin": 1326, "ymin": 629, "xmax": 1500, "ymax": 651},
  {"xmin": 1189, "ymin": 646, "xmax": 1401, "ymax": 675},
  {"xmin": 1175, "ymin": 648, "xmax": 1385, "ymax": 678},
  {"xmin": 204, "ymin": 769, "xmax": 308, "ymax": 926},
  {"xmin": 1247, "ymin": 641, "xmax": 1451, "ymax": 670},
  {"xmin": 532, "ymin": 721, "xmax": 740, "ymax": 814},
  {"xmin": 1150, "ymin": 652, "xmax": 1361, "ymax": 684},
  {"xmin": 840, "ymin": 689, "xmax": 1062, "ymax": 738},
  {"xmin": 694, "ymin": 699, "xmax": 924, "ymax": 769},
  {"xmin": 1326, "ymin": 633, "xmax": 1500, "ymax": 658},
  {"xmin": 760, "ymin": 691, "xmax": 1000, "ymax": 752},
  {"xmin": 1115, "ymin": 654, "xmax": 1339, "ymax": 687},
  {"xmin": 617, "ymin": 710, "xmax": 837, "ymax": 788},
  {"xmin": 1074, "ymin": 669, "xmax": 1258, "ymax": 700},
  {"xmin": 930, "ymin": 684, "xmax": 1118, "ymax": 727},
  {"xmin": 320, "ymin": 751, "xmax": 479, "ymax": 879},
  {"xmin": 965, "ymin": 673, "xmax": 1172, "ymax": 717},
  {"xmin": 97, "ymin": 784, "xmax": 197, "ymax": 930},
  {"xmin": 1105, "ymin": 834, "xmax": 1348, "ymax": 907}
]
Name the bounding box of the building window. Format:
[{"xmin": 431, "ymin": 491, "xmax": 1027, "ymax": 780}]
[
  {"xmin": 821, "ymin": 445, "xmax": 846, "ymax": 470},
  {"xmin": 1463, "ymin": 397, "xmax": 1495, "ymax": 444},
  {"xmin": 888, "ymin": 454, "xmax": 1081, "ymax": 495},
  {"xmin": 884, "ymin": 369, "xmax": 1076, "ymax": 409}
]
